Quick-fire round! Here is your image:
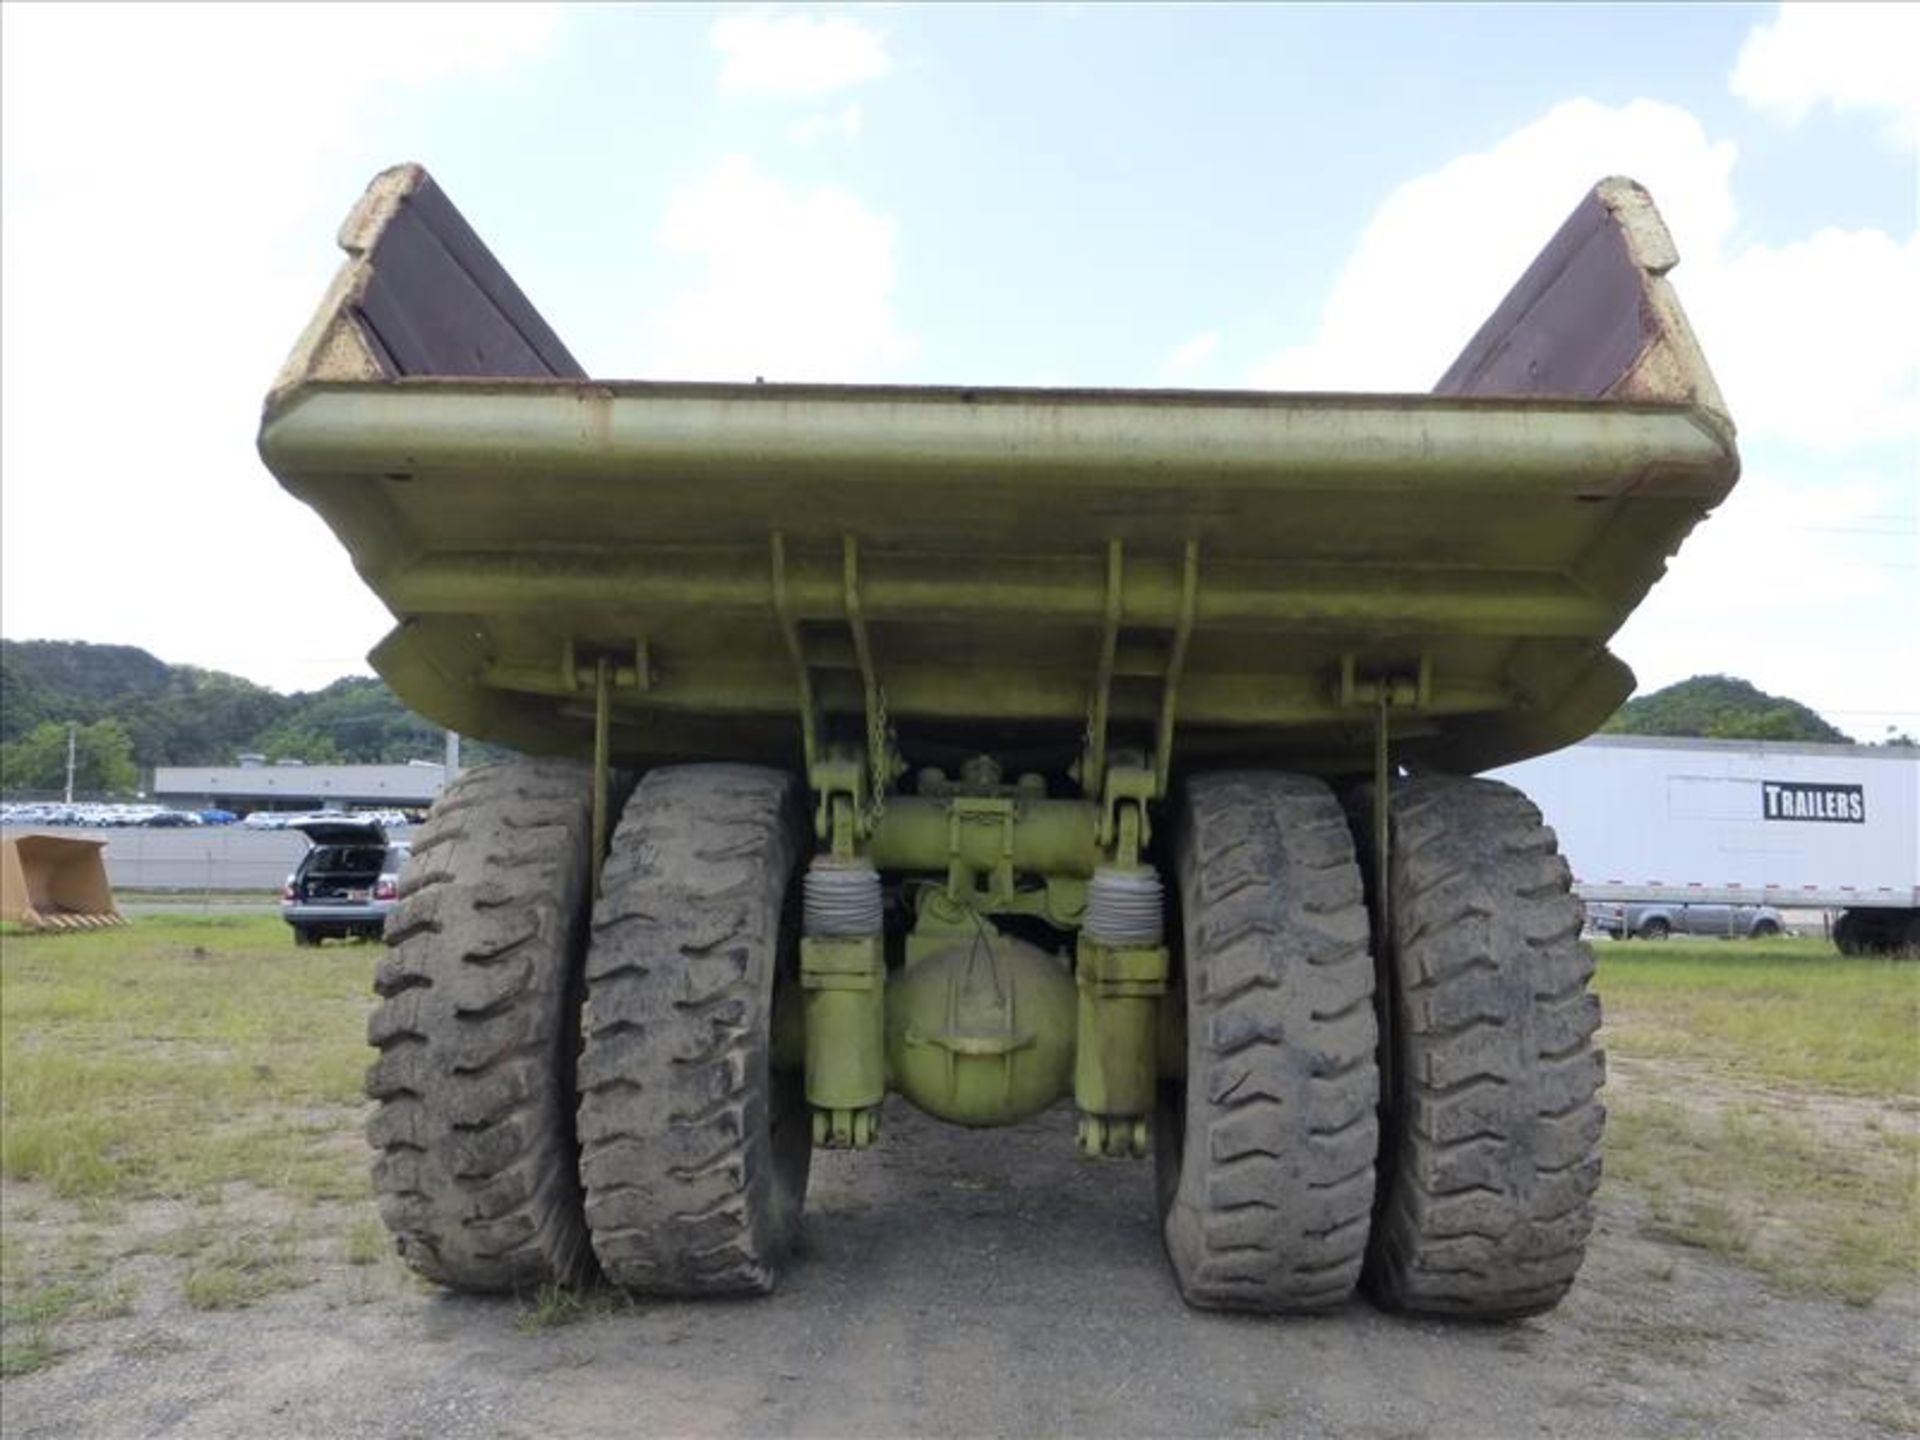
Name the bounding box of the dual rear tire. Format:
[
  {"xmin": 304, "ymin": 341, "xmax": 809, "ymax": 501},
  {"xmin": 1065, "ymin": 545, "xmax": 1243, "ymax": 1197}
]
[
  {"xmin": 575, "ymin": 766, "xmax": 812, "ymax": 1296},
  {"xmin": 1350, "ymin": 776, "xmax": 1605, "ymax": 1318},
  {"xmin": 368, "ymin": 761, "xmax": 1604, "ymax": 1317},
  {"xmin": 1157, "ymin": 772, "xmax": 1604, "ymax": 1318},
  {"xmin": 366, "ymin": 760, "xmax": 809, "ymax": 1297}
]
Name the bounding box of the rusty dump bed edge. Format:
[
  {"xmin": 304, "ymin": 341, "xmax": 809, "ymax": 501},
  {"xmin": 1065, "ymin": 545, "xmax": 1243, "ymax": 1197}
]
[{"xmin": 259, "ymin": 165, "xmax": 1739, "ymax": 780}]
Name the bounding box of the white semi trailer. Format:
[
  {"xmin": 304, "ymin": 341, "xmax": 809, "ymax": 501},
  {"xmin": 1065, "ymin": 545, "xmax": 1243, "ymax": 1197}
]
[{"xmin": 1488, "ymin": 735, "xmax": 1920, "ymax": 955}]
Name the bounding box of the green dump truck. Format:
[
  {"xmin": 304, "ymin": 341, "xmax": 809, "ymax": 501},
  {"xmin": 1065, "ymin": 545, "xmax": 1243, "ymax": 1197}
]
[{"xmin": 259, "ymin": 166, "xmax": 1738, "ymax": 1318}]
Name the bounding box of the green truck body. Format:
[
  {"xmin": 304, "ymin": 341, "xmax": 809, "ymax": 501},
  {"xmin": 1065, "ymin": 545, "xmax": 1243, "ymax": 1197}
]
[
  {"xmin": 261, "ymin": 166, "xmax": 1737, "ymax": 1317},
  {"xmin": 261, "ymin": 167, "xmax": 1735, "ymax": 783}
]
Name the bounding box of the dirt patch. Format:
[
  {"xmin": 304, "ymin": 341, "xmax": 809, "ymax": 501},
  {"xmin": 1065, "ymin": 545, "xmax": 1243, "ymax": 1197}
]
[
  {"xmin": 1604, "ymin": 1052, "xmax": 1920, "ymax": 1312},
  {"xmin": 4, "ymin": 1104, "xmax": 1917, "ymax": 1439},
  {"xmin": 1610, "ymin": 1054, "xmax": 1920, "ymax": 1152}
]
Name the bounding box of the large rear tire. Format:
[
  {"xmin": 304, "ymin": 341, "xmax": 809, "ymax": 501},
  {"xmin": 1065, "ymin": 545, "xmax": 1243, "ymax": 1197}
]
[
  {"xmin": 1157, "ymin": 772, "xmax": 1379, "ymax": 1312},
  {"xmin": 365, "ymin": 760, "xmax": 603, "ymax": 1292},
  {"xmin": 1834, "ymin": 911, "xmax": 1864, "ymax": 955},
  {"xmin": 577, "ymin": 765, "xmax": 812, "ymax": 1296},
  {"xmin": 1836, "ymin": 908, "xmax": 1920, "ymax": 958},
  {"xmin": 1358, "ymin": 775, "xmax": 1605, "ymax": 1320}
]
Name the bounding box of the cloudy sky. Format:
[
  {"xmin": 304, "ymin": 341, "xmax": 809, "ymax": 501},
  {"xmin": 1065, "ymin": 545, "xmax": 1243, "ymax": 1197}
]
[{"xmin": 3, "ymin": 3, "xmax": 1915, "ymax": 740}]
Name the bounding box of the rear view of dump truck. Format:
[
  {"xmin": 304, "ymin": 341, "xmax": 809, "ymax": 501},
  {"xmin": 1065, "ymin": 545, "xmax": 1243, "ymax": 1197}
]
[{"xmin": 259, "ymin": 166, "xmax": 1738, "ymax": 1317}]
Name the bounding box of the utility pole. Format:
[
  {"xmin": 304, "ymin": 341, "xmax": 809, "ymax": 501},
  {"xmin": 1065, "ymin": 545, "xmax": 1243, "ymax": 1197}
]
[
  {"xmin": 64, "ymin": 722, "xmax": 77, "ymax": 804},
  {"xmin": 444, "ymin": 729, "xmax": 461, "ymax": 781}
]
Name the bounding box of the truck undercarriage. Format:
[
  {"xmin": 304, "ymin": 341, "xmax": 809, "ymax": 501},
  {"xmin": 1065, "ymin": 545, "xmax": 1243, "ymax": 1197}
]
[{"xmin": 262, "ymin": 166, "xmax": 1738, "ymax": 1316}]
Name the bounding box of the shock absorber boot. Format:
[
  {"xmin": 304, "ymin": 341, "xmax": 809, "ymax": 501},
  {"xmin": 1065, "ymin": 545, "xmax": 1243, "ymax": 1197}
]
[
  {"xmin": 1083, "ymin": 865, "xmax": 1165, "ymax": 946},
  {"xmin": 1076, "ymin": 867, "xmax": 1169, "ymax": 1149},
  {"xmin": 800, "ymin": 863, "xmax": 886, "ymax": 1135}
]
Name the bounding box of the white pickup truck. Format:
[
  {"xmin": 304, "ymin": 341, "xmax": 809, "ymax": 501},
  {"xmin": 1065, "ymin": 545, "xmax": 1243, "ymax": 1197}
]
[{"xmin": 1586, "ymin": 898, "xmax": 1784, "ymax": 941}]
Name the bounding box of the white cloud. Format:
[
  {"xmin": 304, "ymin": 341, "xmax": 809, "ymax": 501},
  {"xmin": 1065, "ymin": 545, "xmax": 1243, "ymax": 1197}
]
[
  {"xmin": 1246, "ymin": 99, "xmax": 1739, "ymax": 394},
  {"xmin": 1243, "ymin": 97, "xmax": 1918, "ymax": 450},
  {"xmin": 1688, "ymin": 227, "xmax": 1919, "ymax": 449},
  {"xmin": 649, "ymin": 155, "xmax": 914, "ymax": 382},
  {"xmin": 1609, "ymin": 460, "xmax": 1918, "ymax": 738},
  {"xmin": 1731, "ymin": 2, "xmax": 1920, "ymax": 148},
  {"xmin": 2, "ymin": 4, "xmax": 558, "ymax": 204},
  {"xmin": 0, "ymin": 3, "xmax": 560, "ymax": 692},
  {"xmin": 1244, "ymin": 94, "xmax": 1918, "ymax": 737},
  {"xmin": 711, "ymin": 12, "xmax": 891, "ymax": 99},
  {"xmin": 1164, "ymin": 330, "xmax": 1220, "ymax": 374},
  {"xmin": 788, "ymin": 101, "xmax": 865, "ymax": 145}
]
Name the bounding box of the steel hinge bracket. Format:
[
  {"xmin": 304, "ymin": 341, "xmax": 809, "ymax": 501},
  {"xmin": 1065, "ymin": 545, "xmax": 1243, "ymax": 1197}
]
[
  {"xmin": 1335, "ymin": 652, "xmax": 1428, "ymax": 1107},
  {"xmin": 1079, "ymin": 539, "xmax": 1201, "ymax": 810},
  {"xmin": 1094, "ymin": 756, "xmax": 1156, "ymax": 868},
  {"xmin": 564, "ymin": 638, "xmax": 650, "ymax": 899}
]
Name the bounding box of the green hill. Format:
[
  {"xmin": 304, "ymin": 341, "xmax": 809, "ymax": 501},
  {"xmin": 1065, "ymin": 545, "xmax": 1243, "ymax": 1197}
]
[
  {"xmin": 1602, "ymin": 674, "xmax": 1848, "ymax": 743},
  {"xmin": 1, "ymin": 639, "xmax": 496, "ymax": 796},
  {"xmin": 3, "ymin": 642, "xmax": 1866, "ymax": 798}
]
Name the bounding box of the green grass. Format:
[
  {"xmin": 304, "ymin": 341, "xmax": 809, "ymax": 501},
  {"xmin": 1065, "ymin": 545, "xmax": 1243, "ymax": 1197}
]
[
  {"xmin": 1596, "ymin": 938, "xmax": 1920, "ymax": 1304},
  {"xmin": 0, "ymin": 916, "xmax": 376, "ymax": 1202},
  {"xmin": 0, "ymin": 1328, "xmax": 60, "ymax": 1377},
  {"xmin": 343, "ymin": 1213, "xmax": 389, "ymax": 1267},
  {"xmin": 3, "ymin": 915, "xmax": 1916, "ymax": 1364},
  {"xmin": 0, "ymin": 917, "xmax": 388, "ymax": 1368},
  {"xmin": 180, "ymin": 1225, "xmax": 304, "ymax": 1311},
  {"xmin": 1, "ymin": 1277, "xmax": 135, "ymax": 1329},
  {"xmin": 0, "ymin": 1267, "xmax": 139, "ymax": 1377},
  {"xmin": 1607, "ymin": 1097, "xmax": 1918, "ymax": 1304},
  {"xmin": 1596, "ymin": 938, "xmax": 1920, "ymax": 1097},
  {"xmin": 514, "ymin": 1280, "xmax": 632, "ymax": 1333}
]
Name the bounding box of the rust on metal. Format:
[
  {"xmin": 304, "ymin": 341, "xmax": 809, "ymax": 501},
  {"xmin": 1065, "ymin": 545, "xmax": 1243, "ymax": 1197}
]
[
  {"xmin": 267, "ymin": 164, "xmax": 582, "ymax": 414},
  {"xmin": 1435, "ymin": 176, "xmax": 1730, "ymax": 438}
]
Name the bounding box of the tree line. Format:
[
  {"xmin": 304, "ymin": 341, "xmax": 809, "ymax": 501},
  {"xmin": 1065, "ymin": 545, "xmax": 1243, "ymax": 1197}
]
[
  {"xmin": 1, "ymin": 640, "xmax": 473, "ymax": 798},
  {"xmin": 1, "ymin": 642, "xmax": 1903, "ymax": 801},
  {"xmin": 1599, "ymin": 674, "xmax": 1861, "ymax": 744}
]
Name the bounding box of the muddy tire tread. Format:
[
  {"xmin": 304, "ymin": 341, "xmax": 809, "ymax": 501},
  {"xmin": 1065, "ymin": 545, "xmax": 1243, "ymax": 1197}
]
[
  {"xmin": 365, "ymin": 759, "xmax": 599, "ymax": 1292},
  {"xmin": 1162, "ymin": 771, "xmax": 1380, "ymax": 1312},
  {"xmin": 1366, "ymin": 775, "xmax": 1605, "ymax": 1320},
  {"xmin": 576, "ymin": 764, "xmax": 810, "ymax": 1297}
]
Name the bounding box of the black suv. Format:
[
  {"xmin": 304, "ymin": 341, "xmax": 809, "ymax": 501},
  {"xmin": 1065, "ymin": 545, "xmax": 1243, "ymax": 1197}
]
[{"xmin": 280, "ymin": 818, "xmax": 411, "ymax": 946}]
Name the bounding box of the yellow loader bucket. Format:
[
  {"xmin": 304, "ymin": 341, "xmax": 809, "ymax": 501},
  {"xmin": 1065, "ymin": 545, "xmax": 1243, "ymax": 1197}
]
[{"xmin": 0, "ymin": 834, "xmax": 126, "ymax": 931}]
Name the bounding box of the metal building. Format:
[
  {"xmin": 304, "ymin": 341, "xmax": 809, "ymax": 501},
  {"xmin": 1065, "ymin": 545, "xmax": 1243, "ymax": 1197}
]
[{"xmin": 152, "ymin": 760, "xmax": 446, "ymax": 814}]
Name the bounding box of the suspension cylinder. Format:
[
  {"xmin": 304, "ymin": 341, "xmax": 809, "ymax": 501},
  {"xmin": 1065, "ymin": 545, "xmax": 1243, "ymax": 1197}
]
[
  {"xmin": 1075, "ymin": 866, "xmax": 1169, "ymax": 1158},
  {"xmin": 801, "ymin": 862, "xmax": 886, "ymax": 1148}
]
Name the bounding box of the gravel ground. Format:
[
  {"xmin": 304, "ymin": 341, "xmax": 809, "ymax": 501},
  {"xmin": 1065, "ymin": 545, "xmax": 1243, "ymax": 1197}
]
[{"xmin": 4, "ymin": 1102, "xmax": 1915, "ymax": 1439}]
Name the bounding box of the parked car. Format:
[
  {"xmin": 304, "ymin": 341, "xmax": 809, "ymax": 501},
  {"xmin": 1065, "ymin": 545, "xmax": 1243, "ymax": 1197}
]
[
  {"xmin": 1587, "ymin": 900, "xmax": 1785, "ymax": 940},
  {"xmin": 142, "ymin": 810, "xmax": 203, "ymax": 827},
  {"xmin": 280, "ymin": 818, "xmax": 410, "ymax": 946}
]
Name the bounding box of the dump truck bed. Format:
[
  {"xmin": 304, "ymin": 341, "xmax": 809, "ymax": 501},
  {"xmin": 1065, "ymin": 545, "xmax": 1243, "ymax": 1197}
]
[{"xmin": 260, "ymin": 167, "xmax": 1738, "ymax": 779}]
